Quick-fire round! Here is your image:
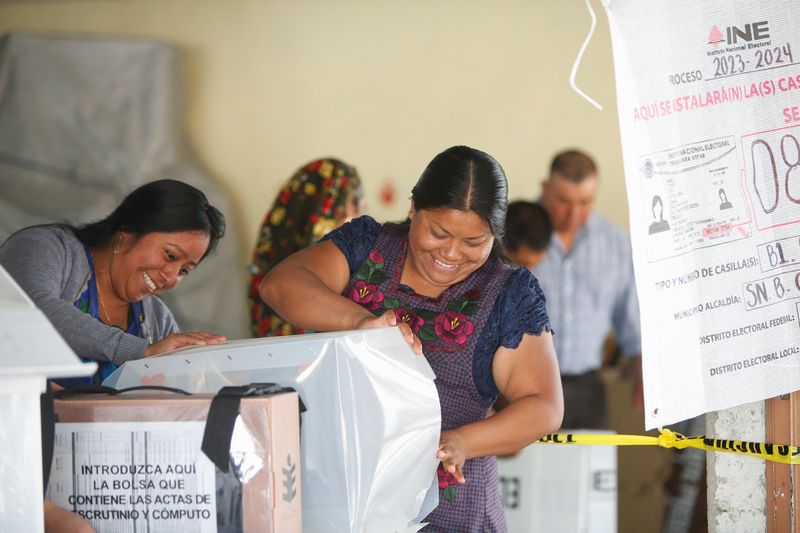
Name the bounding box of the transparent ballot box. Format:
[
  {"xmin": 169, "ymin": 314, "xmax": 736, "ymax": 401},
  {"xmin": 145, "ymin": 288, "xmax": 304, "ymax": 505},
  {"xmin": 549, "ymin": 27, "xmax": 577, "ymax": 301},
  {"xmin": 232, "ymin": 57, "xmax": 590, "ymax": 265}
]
[{"xmin": 105, "ymin": 328, "xmax": 441, "ymax": 533}]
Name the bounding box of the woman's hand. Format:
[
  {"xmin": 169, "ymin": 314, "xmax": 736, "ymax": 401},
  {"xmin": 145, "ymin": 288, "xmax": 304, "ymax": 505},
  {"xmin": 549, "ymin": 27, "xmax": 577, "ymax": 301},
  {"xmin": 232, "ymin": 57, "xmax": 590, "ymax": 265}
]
[
  {"xmin": 437, "ymin": 429, "xmax": 470, "ymax": 484},
  {"xmin": 143, "ymin": 332, "xmax": 226, "ymax": 357},
  {"xmin": 355, "ymin": 310, "xmax": 422, "ymax": 354}
]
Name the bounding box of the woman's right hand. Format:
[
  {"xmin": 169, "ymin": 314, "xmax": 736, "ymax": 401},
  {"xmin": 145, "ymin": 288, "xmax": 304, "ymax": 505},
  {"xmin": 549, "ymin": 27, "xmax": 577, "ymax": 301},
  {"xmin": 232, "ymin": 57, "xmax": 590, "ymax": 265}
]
[
  {"xmin": 355, "ymin": 310, "xmax": 422, "ymax": 355},
  {"xmin": 143, "ymin": 332, "xmax": 227, "ymax": 357}
]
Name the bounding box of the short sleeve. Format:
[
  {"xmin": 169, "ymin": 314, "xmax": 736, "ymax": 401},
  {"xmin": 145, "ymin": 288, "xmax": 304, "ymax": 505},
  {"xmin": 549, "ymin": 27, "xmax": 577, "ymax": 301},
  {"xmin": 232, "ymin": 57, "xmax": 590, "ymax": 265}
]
[
  {"xmin": 498, "ymin": 268, "xmax": 553, "ymax": 349},
  {"xmin": 472, "ymin": 267, "xmax": 553, "ymax": 400},
  {"xmin": 321, "ymin": 215, "xmax": 382, "ymax": 275}
]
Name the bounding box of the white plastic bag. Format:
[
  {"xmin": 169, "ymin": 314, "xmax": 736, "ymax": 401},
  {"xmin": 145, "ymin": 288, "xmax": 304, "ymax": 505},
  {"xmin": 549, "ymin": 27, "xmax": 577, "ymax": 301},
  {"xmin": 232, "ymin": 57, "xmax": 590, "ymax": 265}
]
[{"xmin": 105, "ymin": 328, "xmax": 440, "ymax": 532}]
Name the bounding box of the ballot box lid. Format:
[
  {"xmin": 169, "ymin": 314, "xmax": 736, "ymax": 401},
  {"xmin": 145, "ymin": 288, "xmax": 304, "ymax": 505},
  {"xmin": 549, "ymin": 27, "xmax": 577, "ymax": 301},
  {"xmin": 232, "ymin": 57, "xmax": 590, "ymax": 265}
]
[{"xmin": 0, "ymin": 265, "xmax": 96, "ymax": 379}]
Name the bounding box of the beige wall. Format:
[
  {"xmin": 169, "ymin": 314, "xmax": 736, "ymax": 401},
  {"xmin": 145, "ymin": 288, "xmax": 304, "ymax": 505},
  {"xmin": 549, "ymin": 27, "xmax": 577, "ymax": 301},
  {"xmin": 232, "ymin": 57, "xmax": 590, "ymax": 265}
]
[{"xmin": 0, "ymin": 0, "xmax": 629, "ymax": 258}]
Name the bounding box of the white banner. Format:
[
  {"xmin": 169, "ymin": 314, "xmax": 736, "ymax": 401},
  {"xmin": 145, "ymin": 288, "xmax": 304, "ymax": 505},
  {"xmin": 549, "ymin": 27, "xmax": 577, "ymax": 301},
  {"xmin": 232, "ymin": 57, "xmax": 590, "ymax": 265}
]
[{"xmin": 603, "ymin": 0, "xmax": 800, "ymax": 428}]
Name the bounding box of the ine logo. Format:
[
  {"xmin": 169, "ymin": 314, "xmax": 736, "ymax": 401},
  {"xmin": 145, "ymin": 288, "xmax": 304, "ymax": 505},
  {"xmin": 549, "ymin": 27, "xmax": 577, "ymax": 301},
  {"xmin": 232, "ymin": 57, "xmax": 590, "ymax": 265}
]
[
  {"xmin": 708, "ymin": 21, "xmax": 770, "ymax": 48},
  {"xmin": 282, "ymin": 454, "xmax": 297, "ymax": 502}
]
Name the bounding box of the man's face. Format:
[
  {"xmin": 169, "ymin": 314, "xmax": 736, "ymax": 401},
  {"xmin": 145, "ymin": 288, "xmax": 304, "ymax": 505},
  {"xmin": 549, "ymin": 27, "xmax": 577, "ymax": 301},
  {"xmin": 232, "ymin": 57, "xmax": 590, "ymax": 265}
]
[{"xmin": 541, "ymin": 173, "xmax": 597, "ymax": 235}]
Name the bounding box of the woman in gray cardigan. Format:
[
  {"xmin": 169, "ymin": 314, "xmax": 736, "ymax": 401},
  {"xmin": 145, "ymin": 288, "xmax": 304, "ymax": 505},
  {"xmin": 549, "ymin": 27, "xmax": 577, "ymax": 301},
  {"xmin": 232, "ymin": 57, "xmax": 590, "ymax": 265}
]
[{"xmin": 0, "ymin": 178, "xmax": 228, "ymax": 384}]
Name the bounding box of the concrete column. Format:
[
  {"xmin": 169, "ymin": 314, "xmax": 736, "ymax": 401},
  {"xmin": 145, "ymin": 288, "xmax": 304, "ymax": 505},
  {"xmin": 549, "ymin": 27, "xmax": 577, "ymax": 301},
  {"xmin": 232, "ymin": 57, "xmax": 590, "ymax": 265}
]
[{"xmin": 706, "ymin": 401, "xmax": 766, "ymax": 533}]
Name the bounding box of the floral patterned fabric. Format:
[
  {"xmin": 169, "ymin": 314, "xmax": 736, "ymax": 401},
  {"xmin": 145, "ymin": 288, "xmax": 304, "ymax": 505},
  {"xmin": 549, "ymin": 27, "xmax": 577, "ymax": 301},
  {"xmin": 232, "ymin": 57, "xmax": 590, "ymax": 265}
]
[
  {"xmin": 323, "ymin": 216, "xmax": 552, "ymax": 533},
  {"xmin": 247, "ymin": 158, "xmax": 361, "ymax": 337}
]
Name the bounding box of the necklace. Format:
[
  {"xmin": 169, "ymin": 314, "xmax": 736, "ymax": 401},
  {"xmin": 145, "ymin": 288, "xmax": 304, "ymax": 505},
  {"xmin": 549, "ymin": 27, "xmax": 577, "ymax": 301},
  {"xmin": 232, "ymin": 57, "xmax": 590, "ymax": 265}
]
[
  {"xmin": 89, "ymin": 246, "xmax": 122, "ymax": 328},
  {"xmin": 97, "ymin": 288, "xmax": 114, "ymax": 326}
]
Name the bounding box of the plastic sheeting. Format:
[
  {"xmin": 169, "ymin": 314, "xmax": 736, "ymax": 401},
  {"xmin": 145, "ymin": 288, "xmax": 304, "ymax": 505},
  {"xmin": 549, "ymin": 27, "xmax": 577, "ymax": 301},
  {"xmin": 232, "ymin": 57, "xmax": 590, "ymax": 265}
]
[
  {"xmin": 0, "ymin": 32, "xmax": 247, "ymax": 338},
  {"xmin": 104, "ymin": 327, "xmax": 441, "ymax": 532}
]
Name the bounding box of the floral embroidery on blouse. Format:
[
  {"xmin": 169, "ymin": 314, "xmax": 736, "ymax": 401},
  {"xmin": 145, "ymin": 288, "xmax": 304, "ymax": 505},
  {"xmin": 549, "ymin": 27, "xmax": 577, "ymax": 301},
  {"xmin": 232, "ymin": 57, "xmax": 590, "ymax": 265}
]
[
  {"xmin": 360, "ymin": 250, "xmax": 480, "ymax": 348},
  {"xmin": 352, "ymin": 251, "xmax": 387, "ymax": 310},
  {"xmin": 437, "ymin": 463, "xmax": 459, "ymax": 502}
]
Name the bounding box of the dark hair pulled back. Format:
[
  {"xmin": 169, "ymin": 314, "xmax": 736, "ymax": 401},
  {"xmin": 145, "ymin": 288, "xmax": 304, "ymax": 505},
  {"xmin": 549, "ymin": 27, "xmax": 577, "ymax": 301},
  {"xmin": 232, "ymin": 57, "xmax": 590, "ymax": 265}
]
[
  {"xmin": 72, "ymin": 179, "xmax": 225, "ymax": 259},
  {"xmin": 411, "ymin": 145, "xmax": 508, "ymax": 251}
]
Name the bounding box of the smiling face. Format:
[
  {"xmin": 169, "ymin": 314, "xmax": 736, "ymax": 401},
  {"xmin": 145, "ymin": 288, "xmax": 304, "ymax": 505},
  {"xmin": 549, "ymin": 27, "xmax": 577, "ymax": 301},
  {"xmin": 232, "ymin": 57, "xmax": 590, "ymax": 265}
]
[
  {"xmin": 109, "ymin": 230, "xmax": 210, "ymax": 302},
  {"xmin": 403, "ymin": 207, "xmax": 494, "ymax": 296}
]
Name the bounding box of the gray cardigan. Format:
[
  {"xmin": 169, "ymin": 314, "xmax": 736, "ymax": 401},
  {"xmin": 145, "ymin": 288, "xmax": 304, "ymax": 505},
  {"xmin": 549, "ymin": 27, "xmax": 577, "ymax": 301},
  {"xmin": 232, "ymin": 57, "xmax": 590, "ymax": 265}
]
[{"xmin": 0, "ymin": 226, "xmax": 178, "ymax": 364}]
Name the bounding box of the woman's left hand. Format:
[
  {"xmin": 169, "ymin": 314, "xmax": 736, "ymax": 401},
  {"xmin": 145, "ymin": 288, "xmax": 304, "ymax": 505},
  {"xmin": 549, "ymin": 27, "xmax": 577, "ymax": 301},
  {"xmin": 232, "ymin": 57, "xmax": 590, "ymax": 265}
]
[{"xmin": 437, "ymin": 429, "xmax": 469, "ymax": 483}]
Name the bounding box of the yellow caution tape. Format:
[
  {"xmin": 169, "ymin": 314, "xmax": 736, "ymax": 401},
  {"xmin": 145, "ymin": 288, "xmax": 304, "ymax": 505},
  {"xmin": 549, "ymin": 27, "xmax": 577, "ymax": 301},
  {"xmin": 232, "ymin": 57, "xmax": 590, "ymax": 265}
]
[{"xmin": 535, "ymin": 429, "xmax": 799, "ymax": 465}]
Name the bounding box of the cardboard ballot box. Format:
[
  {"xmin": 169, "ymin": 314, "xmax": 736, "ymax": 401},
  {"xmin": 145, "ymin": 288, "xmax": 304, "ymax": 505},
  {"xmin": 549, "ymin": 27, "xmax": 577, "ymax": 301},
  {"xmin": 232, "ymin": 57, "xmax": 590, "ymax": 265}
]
[
  {"xmin": 497, "ymin": 430, "xmax": 617, "ymax": 533},
  {"xmin": 47, "ymin": 390, "xmax": 301, "ymax": 533}
]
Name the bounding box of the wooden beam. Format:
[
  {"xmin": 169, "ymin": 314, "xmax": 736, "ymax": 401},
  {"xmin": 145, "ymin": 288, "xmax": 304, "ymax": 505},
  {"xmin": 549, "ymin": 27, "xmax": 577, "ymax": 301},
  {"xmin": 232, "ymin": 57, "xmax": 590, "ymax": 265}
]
[{"xmin": 766, "ymin": 391, "xmax": 799, "ymax": 533}]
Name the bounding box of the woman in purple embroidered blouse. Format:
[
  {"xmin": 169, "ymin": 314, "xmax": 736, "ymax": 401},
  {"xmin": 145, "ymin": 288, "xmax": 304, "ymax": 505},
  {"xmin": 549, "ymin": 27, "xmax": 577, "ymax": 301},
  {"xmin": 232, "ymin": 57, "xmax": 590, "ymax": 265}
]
[{"xmin": 260, "ymin": 145, "xmax": 563, "ymax": 532}]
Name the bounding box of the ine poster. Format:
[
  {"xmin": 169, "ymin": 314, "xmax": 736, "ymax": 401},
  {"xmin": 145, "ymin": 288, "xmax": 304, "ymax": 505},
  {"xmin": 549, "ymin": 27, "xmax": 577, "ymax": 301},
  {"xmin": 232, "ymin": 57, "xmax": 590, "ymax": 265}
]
[{"xmin": 603, "ymin": 0, "xmax": 800, "ymax": 428}]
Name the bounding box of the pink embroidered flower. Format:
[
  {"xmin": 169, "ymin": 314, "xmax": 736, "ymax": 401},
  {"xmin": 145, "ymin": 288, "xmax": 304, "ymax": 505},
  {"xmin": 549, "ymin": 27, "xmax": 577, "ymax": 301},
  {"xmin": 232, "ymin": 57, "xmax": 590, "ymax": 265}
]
[
  {"xmin": 352, "ymin": 280, "xmax": 384, "ymax": 311},
  {"xmin": 437, "ymin": 463, "xmax": 459, "ymax": 489},
  {"xmin": 368, "ymin": 250, "xmax": 384, "ymax": 265},
  {"xmin": 434, "ymin": 311, "xmax": 474, "ymax": 345},
  {"xmin": 395, "ymin": 307, "xmax": 425, "ymax": 334}
]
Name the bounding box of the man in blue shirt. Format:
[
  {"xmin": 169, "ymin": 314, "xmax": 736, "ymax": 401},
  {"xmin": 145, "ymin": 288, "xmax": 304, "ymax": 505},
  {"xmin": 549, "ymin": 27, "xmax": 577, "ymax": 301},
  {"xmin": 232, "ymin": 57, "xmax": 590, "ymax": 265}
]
[{"xmin": 533, "ymin": 149, "xmax": 642, "ymax": 429}]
